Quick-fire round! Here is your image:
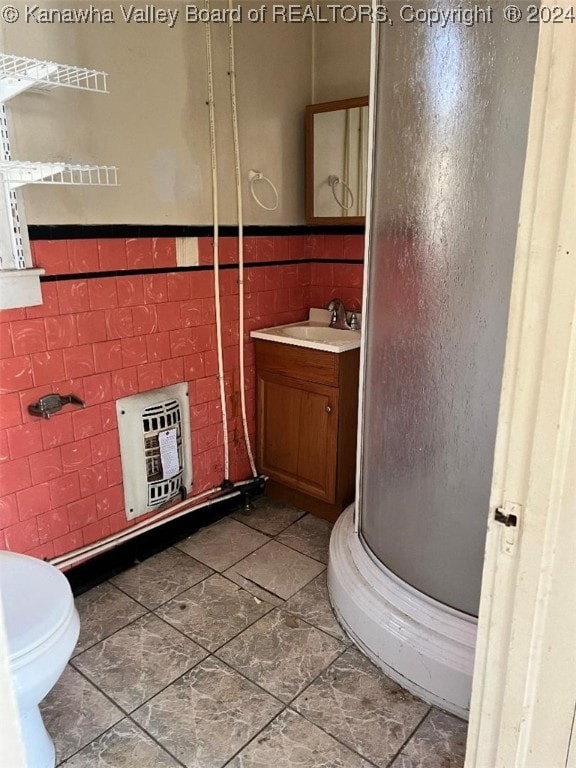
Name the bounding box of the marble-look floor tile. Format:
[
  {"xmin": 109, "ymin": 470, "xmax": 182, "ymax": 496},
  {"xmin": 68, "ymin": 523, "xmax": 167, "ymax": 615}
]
[
  {"xmin": 293, "ymin": 648, "xmax": 430, "ymax": 767},
  {"xmin": 40, "ymin": 665, "xmax": 122, "ymax": 764},
  {"xmin": 225, "ymin": 540, "xmax": 325, "ymax": 600},
  {"xmin": 132, "ymin": 656, "xmax": 283, "ymax": 768},
  {"xmin": 276, "ymin": 514, "xmax": 333, "ymax": 564},
  {"xmin": 232, "ymin": 497, "xmax": 306, "ymax": 536},
  {"xmin": 110, "ymin": 546, "xmax": 212, "ymax": 609},
  {"xmin": 73, "ymin": 582, "xmax": 146, "ymax": 655},
  {"xmin": 391, "ymin": 708, "xmax": 468, "ymax": 768},
  {"xmin": 72, "ymin": 613, "xmax": 207, "ymax": 712},
  {"xmin": 156, "ymin": 573, "xmax": 273, "ymax": 651},
  {"xmin": 176, "ymin": 517, "xmax": 270, "ymax": 571},
  {"xmin": 223, "ymin": 569, "xmax": 285, "ymax": 608},
  {"xmin": 228, "ymin": 708, "xmax": 374, "ymax": 768},
  {"xmin": 216, "ymin": 608, "xmax": 344, "ymax": 703},
  {"xmin": 59, "ymin": 719, "xmax": 180, "ymax": 768},
  {"xmin": 284, "ymin": 573, "xmax": 351, "ymax": 644}
]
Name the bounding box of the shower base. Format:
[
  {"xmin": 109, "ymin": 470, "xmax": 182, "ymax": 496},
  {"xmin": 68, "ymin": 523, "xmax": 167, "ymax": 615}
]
[{"xmin": 327, "ymin": 505, "xmax": 477, "ymax": 719}]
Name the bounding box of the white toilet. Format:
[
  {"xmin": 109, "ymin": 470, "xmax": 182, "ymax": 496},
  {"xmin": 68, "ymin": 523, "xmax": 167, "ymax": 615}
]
[{"xmin": 0, "ymin": 551, "xmax": 80, "ymax": 768}]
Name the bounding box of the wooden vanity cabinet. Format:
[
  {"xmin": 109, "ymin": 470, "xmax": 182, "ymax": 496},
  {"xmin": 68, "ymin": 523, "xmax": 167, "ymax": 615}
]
[{"xmin": 255, "ymin": 339, "xmax": 360, "ymax": 522}]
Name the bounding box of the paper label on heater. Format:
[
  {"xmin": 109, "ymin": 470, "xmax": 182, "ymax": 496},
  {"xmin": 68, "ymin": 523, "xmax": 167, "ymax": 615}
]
[{"xmin": 159, "ymin": 429, "xmax": 180, "ymax": 480}]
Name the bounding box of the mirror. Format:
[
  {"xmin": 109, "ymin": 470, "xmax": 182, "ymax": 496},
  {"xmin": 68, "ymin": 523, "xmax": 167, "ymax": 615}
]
[{"xmin": 306, "ymin": 96, "xmax": 369, "ymax": 225}]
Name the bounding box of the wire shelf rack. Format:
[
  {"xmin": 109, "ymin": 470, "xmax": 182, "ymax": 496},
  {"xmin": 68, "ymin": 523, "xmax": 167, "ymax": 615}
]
[
  {"xmin": 0, "ymin": 54, "xmax": 108, "ymax": 101},
  {"xmin": 0, "ymin": 161, "xmax": 119, "ymax": 188}
]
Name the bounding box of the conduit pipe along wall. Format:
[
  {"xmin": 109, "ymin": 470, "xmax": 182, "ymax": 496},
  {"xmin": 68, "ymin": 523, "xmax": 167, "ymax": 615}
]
[{"xmin": 329, "ymin": 6, "xmax": 539, "ymax": 717}]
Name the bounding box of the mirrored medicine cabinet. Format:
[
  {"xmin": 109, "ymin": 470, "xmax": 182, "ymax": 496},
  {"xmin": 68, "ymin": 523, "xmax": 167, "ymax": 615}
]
[{"xmin": 305, "ymin": 96, "xmax": 369, "ymax": 226}]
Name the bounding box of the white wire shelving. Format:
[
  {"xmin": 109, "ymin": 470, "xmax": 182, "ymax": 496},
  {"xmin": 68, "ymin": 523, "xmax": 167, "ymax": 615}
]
[
  {"xmin": 0, "ymin": 52, "xmax": 118, "ymax": 281},
  {"xmin": 0, "ymin": 160, "xmax": 118, "ymax": 189},
  {"xmin": 0, "ymin": 53, "xmax": 108, "ymax": 101}
]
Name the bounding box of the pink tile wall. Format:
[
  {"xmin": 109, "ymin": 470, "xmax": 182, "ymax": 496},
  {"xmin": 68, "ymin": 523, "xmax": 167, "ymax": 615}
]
[{"xmin": 0, "ymin": 234, "xmax": 363, "ymax": 560}]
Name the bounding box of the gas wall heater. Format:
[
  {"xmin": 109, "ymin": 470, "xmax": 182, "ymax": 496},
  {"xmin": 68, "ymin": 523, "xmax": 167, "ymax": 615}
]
[{"xmin": 116, "ymin": 384, "xmax": 192, "ymax": 520}]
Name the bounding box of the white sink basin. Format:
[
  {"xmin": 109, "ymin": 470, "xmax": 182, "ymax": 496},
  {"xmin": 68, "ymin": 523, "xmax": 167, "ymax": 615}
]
[
  {"xmin": 250, "ymin": 310, "xmax": 361, "ymax": 354},
  {"xmin": 281, "ymin": 326, "xmax": 359, "ymax": 343}
]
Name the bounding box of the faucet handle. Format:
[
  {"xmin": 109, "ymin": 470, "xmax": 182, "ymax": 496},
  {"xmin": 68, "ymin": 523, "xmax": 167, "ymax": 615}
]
[{"xmin": 349, "ymin": 312, "xmax": 360, "ymax": 331}]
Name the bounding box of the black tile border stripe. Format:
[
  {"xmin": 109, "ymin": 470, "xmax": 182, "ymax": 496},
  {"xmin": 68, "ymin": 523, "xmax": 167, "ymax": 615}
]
[
  {"xmin": 39, "ymin": 257, "xmax": 364, "ymax": 282},
  {"xmin": 29, "ymin": 224, "xmax": 365, "ymax": 240}
]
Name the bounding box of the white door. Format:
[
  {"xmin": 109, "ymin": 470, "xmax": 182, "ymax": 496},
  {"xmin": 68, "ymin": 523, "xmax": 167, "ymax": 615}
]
[{"xmin": 466, "ymin": 12, "xmax": 576, "ymax": 768}]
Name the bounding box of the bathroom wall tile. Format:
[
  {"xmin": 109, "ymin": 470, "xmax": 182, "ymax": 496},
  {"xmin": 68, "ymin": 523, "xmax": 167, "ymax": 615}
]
[
  {"xmin": 152, "ymin": 238, "xmax": 177, "ymax": 268},
  {"xmin": 110, "ymin": 547, "xmax": 213, "ymax": 609},
  {"xmin": 105, "ymin": 307, "xmax": 134, "ymax": 339},
  {"xmin": 0, "ymin": 456, "xmax": 31, "ymax": 496},
  {"xmin": 390, "ymin": 708, "xmax": 468, "ymax": 768},
  {"xmin": 0, "ymin": 355, "xmax": 34, "ymax": 392},
  {"xmin": 67, "ymin": 496, "xmax": 97, "ymax": 531},
  {"xmin": 111, "ymin": 367, "xmax": 139, "ymax": 399},
  {"xmin": 176, "ymin": 517, "xmax": 269, "ymax": 572},
  {"xmin": 73, "ymin": 582, "xmax": 145, "ymax": 655},
  {"xmin": 292, "ymin": 648, "xmax": 430, "ymax": 767},
  {"xmin": 143, "ymin": 274, "xmax": 168, "ymax": 303},
  {"xmin": 72, "ymin": 405, "xmax": 103, "ymax": 440},
  {"xmin": 57, "ymin": 280, "xmax": 90, "ymax": 314},
  {"xmin": 31, "ymin": 350, "xmax": 66, "ymax": 386},
  {"xmin": 132, "ymin": 655, "xmax": 282, "ymax": 768},
  {"xmin": 116, "ymin": 275, "xmax": 145, "ymax": 306},
  {"xmin": 161, "ymin": 357, "xmax": 184, "ymax": 387},
  {"xmin": 26, "ymin": 283, "xmax": 59, "ymax": 319},
  {"xmin": 225, "ymin": 540, "xmax": 325, "ymax": 601},
  {"xmin": 167, "ymin": 271, "xmax": 191, "ymax": 302},
  {"xmin": 76, "ymin": 310, "xmax": 108, "ymax": 345},
  {"xmin": 49, "ymin": 472, "xmax": 80, "ymax": 508},
  {"xmin": 156, "ymin": 301, "xmax": 182, "ymax": 332},
  {"xmin": 98, "ymin": 239, "xmax": 127, "ymax": 271},
  {"xmin": 61, "ymin": 437, "xmax": 92, "ymax": 473},
  {"xmin": 59, "ymin": 718, "xmax": 180, "ymax": 768},
  {"xmin": 44, "ymin": 315, "xmax": 78, "ymax": 351},
  {"xmin": 137, "ymin": 361, "xmax": 163, "ymax": 391},
  {"xmin": 231, "ymin": 497, "xmax": 306, "ymax": 536},
  {"xmin": 34, "ymin": 240, "xmax": 70, "ymax": 275},
  {"xmin": 40, "ymin": 413, "xmax": 74, "ymax": 450},
  {"xmin": 90, "ymin": 431, "xmax": 120, "ymax": 464},
  {"xmin": 126, "ymin": 238, "xmax": 154, "ymax": 269},
  {"xmin": 29, "ymin": 447, "xmax": 62, "ymax": 484},
  {"xmin": 79, "ymin": 463, "xmax": 108, "ymax": 498},
  {"xmin": 67, "ymin": 239, "xmax": 100, "ymax": 273},
  {"xmin": 180, "ymin": 298, "xmax": 203, "ymax": 327},
  {"xmin": 228, "ymin": 708, "xmax": 373, "ymax": 768},
  {"xmin": 276, "ymin": 514, "xmax": 333, "ymax": 565},
  {"xmin": 16, "ymin": 482, "xmax": 50, "ymax": 521},
  {"xmin": 83, "ymin": 372, "xmax": 113, "ymax": 404},
  {"xmin": 216, "ymin": 608, "xmax": 344, "ymax": 703},
  {"xmin": 53, "ymin": 529, "xmax": 83, "ymax": 557},
  {"xmin": 73, "ymin": 613, "xmax": 207, "ymax": 712},
  {"xmin": 0, "ymin": 493, "xmax": 19, "ymax": 529},
  {"xmin": 63, "ymin": 344, "xmax": 96, "ymax": 379},
  {"xmin": 82, "ymin": 517, "xmax": 112, "ymax": 546},
  {"xmin": 0, "ymin": 393, "xmax": 22, "ymax": 429},
  {"xmin": 6, "ymin": 421, "xmax": 42, "ymax": 459},
  {"xmin": 156, "ymin": 573, "xmax": 273, "ymax": 651},
  {"xmin": 93, "ymin": 340, "xmax": 123, "ymax": 373},
  {"xmin": 37, "ymin": 506, "xmax": 70, "ymax": 543},
  {"xmin": 88, "ymin": 278, "xmax": 118, "ymax": 310},
  {"xmin": 283, "ymin": 573, "xmax": 351, "ymax": 644},
  {"xmin": 95, "ymin": 485, "xmax": 124, "ymax": 518},
  {"xmin": 11, "ymin": 318, "xmax": 47, "ymax": 355},
  {"xmin": 189, "ymin": 270, "xmax": 215, "ymax": 299},
  {"xmin": 40, "ymin": 665, "xmax": 123, "ymax": 764},
  {"xmin": 146, "ymin": 332, "xmax": 172, "ymax": 362},
  {"xmin": 3, "ymin": 517, "xmax": 39, "ymax": 552}
]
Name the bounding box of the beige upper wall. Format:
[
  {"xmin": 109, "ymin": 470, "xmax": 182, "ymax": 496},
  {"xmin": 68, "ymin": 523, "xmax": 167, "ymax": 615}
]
[
  {"xmin": 1, "ymin": 2, "xmax": 369, "ymax": 226},
  {"xmin": 313, "ymin": 12, "xmax": 371, "ymax": 103}
]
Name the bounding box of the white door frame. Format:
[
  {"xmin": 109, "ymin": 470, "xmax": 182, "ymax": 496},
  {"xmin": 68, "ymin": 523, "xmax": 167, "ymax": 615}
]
[{"xmin": 466, "ymin": 12, "xmax": 576, "ymax": 768}]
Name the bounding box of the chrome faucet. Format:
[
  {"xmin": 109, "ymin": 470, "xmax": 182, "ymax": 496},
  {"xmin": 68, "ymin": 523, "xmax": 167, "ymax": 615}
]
[{"xmin": 327, "ymin": 298, "xmax": 350, "ymax": 330}]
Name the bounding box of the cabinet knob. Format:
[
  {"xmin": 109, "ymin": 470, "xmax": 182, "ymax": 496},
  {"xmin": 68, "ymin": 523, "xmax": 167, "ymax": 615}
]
[{"xmin": 325, "ymin": 405, "xmax": 332, "ymax": 414}]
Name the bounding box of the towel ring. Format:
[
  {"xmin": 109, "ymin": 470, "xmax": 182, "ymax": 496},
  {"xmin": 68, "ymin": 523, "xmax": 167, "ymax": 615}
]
[
  {"xmin": 328, "ymin": 175, "xmax": 354, "ymax": 211},
  {"xmin": 248, "ymin": 170, "xmax": 279, "ymax": 211}
]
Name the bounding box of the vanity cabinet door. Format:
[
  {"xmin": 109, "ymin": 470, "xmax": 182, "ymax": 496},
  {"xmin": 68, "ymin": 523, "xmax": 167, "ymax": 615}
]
[{"xmin": 257, "ymin": 372, "xmax": 339, "ymax": 504}]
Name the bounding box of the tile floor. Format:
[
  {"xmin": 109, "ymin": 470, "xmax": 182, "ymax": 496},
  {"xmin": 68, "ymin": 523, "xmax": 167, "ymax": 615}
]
[{"xmin": 41, "ymin": 497, "xmax": 468, "ymax": 768}]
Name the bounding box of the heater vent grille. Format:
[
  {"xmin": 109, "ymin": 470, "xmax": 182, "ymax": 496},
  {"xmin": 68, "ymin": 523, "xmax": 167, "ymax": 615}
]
[{"xmin": 116, "ymin": 384, "xmax": 192, "ymax": 519}]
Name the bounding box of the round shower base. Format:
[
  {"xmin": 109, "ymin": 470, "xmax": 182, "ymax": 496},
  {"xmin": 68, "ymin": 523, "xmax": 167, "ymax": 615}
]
[{"xmin": 327, "ymin": 505, "xmax": 477, "ymax": 719}]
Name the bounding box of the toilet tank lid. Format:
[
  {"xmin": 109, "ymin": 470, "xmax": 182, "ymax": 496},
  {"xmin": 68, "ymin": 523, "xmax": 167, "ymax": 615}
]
[{"xmin": 0, "ymin": 551, "xmax": 74, "ymax": 659}]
